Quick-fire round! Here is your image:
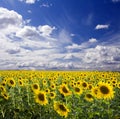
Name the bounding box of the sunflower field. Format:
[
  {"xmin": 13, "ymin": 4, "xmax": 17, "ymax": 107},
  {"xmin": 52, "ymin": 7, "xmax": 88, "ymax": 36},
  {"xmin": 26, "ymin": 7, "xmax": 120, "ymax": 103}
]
[{"xmin": 0, "ymin": 70, "xmax": 120, "ymax": 119}]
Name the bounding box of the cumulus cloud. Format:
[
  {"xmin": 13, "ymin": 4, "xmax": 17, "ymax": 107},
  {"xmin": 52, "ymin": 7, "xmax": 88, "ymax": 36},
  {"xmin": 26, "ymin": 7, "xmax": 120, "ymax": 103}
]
[
  {"xmin": 95, "ymin": 24, "xmax": 109, "ymax": 30},
  {"xmin": 0, "ymin": 7, "xmax": 120, "ymax": 71},
  {"xmin": 38, "ymin": 25, "xmax": 56, "ymax": 37}
]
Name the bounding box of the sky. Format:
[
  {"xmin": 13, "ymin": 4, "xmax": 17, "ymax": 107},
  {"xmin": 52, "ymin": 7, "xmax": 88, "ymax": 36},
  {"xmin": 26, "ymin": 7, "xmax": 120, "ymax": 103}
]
[{"xmin": 0, "ymin": 0, "xmax": 120, "ymax": 70}]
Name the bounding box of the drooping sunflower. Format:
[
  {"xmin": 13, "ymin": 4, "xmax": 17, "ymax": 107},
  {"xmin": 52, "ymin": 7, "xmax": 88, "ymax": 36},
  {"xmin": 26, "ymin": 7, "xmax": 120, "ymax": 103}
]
[
  {"xmin": 7, "ymin": 78, "xmax": 16, "ymax": 87},
  {"xmin": 35, "ymin": 91, "xmax": 48, "ymax": 105},
  {"xmin": 59, "ymin": 84, "xmax": 72, "ymax": 97},
  {"xmin": 85, "ymin": 93, "xmax": 94, "ymax": 102},
  {"xmin": 0, "ymin": 85, "xmax": 6, "ymax": 92},
  {"xmin": 1, "ymin": 92, "xmax": 9, "ymax": 100},
  {"xmin": 98, "ymin": 82, "xmax": 114, "ymax": 100},
  {"xmin": 53, "ymin": 101, "xmax": 70, "ymax": 118},
  {"xmin": 31, "ymin": 83, "xmax": 40, "ymax": 94}
]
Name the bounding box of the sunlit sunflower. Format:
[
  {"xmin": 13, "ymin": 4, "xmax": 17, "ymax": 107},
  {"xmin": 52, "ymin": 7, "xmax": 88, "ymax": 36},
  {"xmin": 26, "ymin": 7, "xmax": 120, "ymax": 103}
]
[
  {"xmin": 81, "ymin": 81, "xmax": 88, "ymax": 89},
  {"xmin": 53, "ymin": 101, "xmax": 70, "ymax": 118},
  {"xmin": 0, "ymin": 85, "xmax": 6, "ymax": 92},
  {"xmin": 31, "ymin": 83, "xmax": 40, "ymax": 94},
  {"xmin": 98, "ymin": 82, "xmax": 114, "ymax": 100},
  {"xmin": 117, "ymin": 82, "xmax": 120, "ymax": 89},
  {"xmin": 91, "ymin": 86, "xmax": 101, "ymax": 99},
  {"xmin": 50, "ymin": 83, "xmax": 56, "ymax": 90},
  {"xmin": 85, "ymin": 93, "xmax": 94, "ymax": 102},
  {"xmin": 73, "ymin": 86, "xmax": 83, "ymax": 95},
  {"xmin": 59, "ymin": 84, "xmax": 72, "ymax": 97},
  {"xmin": 1, "ymin": 92, "xmax": 9, "ymax": 100},
  {"xmin": 49, "ymin": 91, "xmax": 56, "ymax": 99},
  {"xmin": 45, "ymin": 88, "xmax": 50, "ymax": 93},
  {"xmin": 35, "ymin": 91, "xmax": 48, "ymax": 105},
  {"xmin": 7, "ymin": 78, "xmax": 16, "ymax": 87},
  {"xmin": 18, "ymin": 79, "xmax": 24, "ymax": 87}
]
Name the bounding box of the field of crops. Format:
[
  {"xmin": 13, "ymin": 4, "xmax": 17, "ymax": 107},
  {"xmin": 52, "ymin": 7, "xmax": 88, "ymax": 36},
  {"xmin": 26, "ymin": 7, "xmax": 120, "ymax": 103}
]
[{"xmin": 0, "ymin": 70, "xmax": 120, "ymax": 119}]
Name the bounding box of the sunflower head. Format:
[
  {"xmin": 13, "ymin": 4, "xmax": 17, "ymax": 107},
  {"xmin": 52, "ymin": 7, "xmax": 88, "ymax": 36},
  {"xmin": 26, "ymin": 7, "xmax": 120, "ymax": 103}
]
[
  {"xmin": 85, "ymin": 93, "xmax": 93, "ymax": 102},
  {"xmin": 59, "ymin": 84, "xmax": 72, "ymax": 97},
  {"xmin": 49, "ymin": 91, "xmax": 56, "ymax": 99},
  {"xmin": 1, "ymin": 92, "xmax": 9, "ymax": 100},
  {"xmin": 35, "ymin": 91, "xmax": 48, "ymax": 105},
  {"xmin": 98, "ymin": 82, "xmax": 114, "ymax": 100},
  {"xmin": 53, "ymin": 101, "xmax": 70, "ymax": 118},
  {"xmin": 7, "ymin": 78, "xmax": 16, "ymax": 87},
  {"xmin": 74, "ymin": 86, "xmax": 83, "ymax": 95},
  {"xmin": 31, "ymin": 83, "xmax": 40, "ymax": 93}
]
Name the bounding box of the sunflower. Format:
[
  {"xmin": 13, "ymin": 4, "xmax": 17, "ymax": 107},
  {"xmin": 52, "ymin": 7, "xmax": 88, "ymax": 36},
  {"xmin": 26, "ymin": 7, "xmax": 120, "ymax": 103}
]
[
  {"xmin": 98, "ymin": 82, "xmax": 114, "ymax": 100},
  {"xmin": 35, "ymin": 91, "xmax": 48, "ymax": 105},
  {"xmin": 7, "ymin": 78, "xmax": 16, "ymax": 87},
  {"xmin": 85, "ymin": 93, "xmax": 93, "ymax": 102},
  {"xmin": 53, "ymin": 101, "xmax": 70, "ymax": 118},
  {"xmin": 117, "ymin": 82, "xmax": 120, "ymax": 89},
  {"xmin": 0, "ymin": 85, "xmax": 6, "ymax": 92},
  {"xmin": 91, "ymin": 86, "xmax": 101, "ymax": 99},
  {"xmin": 18, "ymin": 79, "xmax": 24, "ymax": 87},
  {"xmin": 81, "ymin": 81, "xmax": 88, "ymax": 89},
  {"xmin": 49, "ymin": 91, "xmax": 56, "ymax": 99},
  {"xmin": 50, "ymin": 83, "xmax": 56, "ymax": 90},
  {"xmin": 45, "ymin": 88, "xmax": 50, "ymax": 93},
  {"xmin": 59, "ymin": 84, "xmax": 72, "ymax": 97},
  {"xmin": 31, "ymin": 83, "xmax": 40, "ymax": 94},
  {"xmin": 73, "ymin": 86, "xmax": 83, "ymax": 95},
  {"xmin": 1, "ymin": 92, "xmax": 9, "ymax": 100}
]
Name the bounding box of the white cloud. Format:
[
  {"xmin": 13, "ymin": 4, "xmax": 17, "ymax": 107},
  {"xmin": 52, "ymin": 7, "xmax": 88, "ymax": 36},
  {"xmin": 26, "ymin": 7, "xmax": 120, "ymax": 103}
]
[
  {"xmin": 19, "ymin": 0, "xmax": 36, "ymax": 4},
  {"xmin": 95, "ymin": 24, "xmax": 109, "ymax": 30},
  {"xmin": 89, "ymin": 38, "xmax": 97, "ymax": 43},
  {"xmin": 38, "ymin": 25, "xmax": 56, "ymax": 37},
  {"xmin": 0, "ymin": 7, "xmax": 120, "ymax": 71},
  {"xmin": 0, "ymin": 7, "xmax": 23, "ymax": 34}
]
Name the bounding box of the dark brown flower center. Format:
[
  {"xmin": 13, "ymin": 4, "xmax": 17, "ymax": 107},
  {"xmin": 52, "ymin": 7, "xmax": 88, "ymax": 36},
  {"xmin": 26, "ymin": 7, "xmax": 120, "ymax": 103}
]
[
  {"xmin": 10, "ymin": 80, "xmax": 14, "ymax": 85},
  {"xmin": 100, "ymin": 86, "xmax": 109, "ymax": 94},
  {"xmin": 33, "ymin": 84, "xmax": 38, "ymax": 89},
  {"xmin": 62, "ymin": 86, "xmax": 69, "ymax": 93},
  {"xmin": 75, "ymin": 87, "xmax": 80, "ymax": 92},
  {"xmin": 59, "ymin": 104, "xmax": 67, "ymax": 111},
  {"xmin": 38, "ymin": 93, "xmax": 45, "ymax": 101}
]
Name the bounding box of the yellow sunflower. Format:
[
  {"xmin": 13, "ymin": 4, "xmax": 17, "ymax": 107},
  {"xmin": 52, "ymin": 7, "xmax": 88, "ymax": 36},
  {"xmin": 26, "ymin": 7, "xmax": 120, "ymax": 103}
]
[
  {"xmin": 18, "ymin": 79, "xmax": 24, "ymax": 87},
  {"xmin": 35, "ymin": 91, "xmax": 48, "ymax": 105},
  {"xmin": 53, "ymin": 101, "xmax": 70, "ymax": 118},
  {"xmin": 0, "ymin": 85, "xmax": 6, "ymax": 92},
  {"xmin": 49, "ymin": 91, "xmax": 56, "ymax": 99},
  {"xmin": 31, "ymin": 83, "xmax": 40, "ymax": 94},
  {"xmin": 91, "ymin": 86, "xmax": 101, "ymax": 99},
  {"xmin": 85, "ymin": 93, "xmax": 94, "ymax": 102},
  {"xmin": 7, "ymin": 78, "xmax": 16, "ymax": 87},
  {"xmin": 1, "ymin": 92, "xmax": 9, "ymax": 100},
  {"xmin": 73, "ymin": 86, "xmax": 83, "ymax": 95},
  {"xmin": 59, "ymin": 84, "xmax": 72, "ymax": 97},
  {"xmin": 98, "ymin": 82, "xmax": 114, "ymax": 100}
]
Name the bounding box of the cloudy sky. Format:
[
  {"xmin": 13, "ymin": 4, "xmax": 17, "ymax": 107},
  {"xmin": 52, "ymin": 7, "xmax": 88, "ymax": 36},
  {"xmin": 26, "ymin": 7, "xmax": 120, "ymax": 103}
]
[{"xmin": 0, "ymin": 0, "xmax": 120, "ymax": 70}]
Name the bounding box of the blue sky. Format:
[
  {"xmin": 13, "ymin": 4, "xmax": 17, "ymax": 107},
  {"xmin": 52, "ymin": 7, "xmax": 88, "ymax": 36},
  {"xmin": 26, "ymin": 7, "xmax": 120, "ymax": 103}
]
[{"xmin": 0, "ymin": 0, "xmax": 120, "ymax": 70}]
